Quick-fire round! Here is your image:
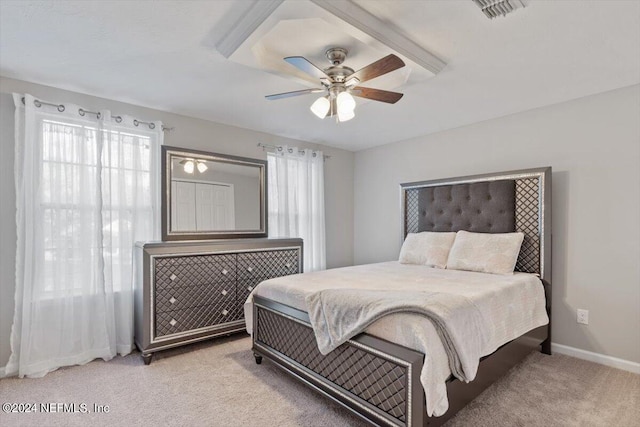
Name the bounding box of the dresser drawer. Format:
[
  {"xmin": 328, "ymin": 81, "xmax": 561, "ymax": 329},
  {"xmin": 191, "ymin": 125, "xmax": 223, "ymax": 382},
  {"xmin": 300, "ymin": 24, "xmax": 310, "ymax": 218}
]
[
  {"xmin": 154, "ymin": 254, "xmax": 236, "ymax": 289},
  {"xmin": 155, "ymin": 281, "xmax": 235, "ymax": 314},
  {"xmin": 237, "ymin": 250, "xmax": 299, "ymax": 280},
  {"xmin": 155, "ymin": 300, "xmax": 237, "ymax": 337}
]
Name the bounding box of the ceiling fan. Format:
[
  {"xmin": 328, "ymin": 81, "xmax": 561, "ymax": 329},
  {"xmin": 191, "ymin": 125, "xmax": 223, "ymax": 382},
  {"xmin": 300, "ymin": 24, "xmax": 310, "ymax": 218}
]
[{"xmin": 265, "ymin": 47, "xmax": 406, "ymax": 122}]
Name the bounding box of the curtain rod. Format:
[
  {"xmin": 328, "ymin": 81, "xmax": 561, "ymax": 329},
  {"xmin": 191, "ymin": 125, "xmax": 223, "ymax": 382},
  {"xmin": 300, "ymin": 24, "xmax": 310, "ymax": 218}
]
[
  {"xmin": 21, "ymin": 97, "xmax": 174, "ymax": 132},
  {"xmin": 257, "ymin": 143, "xmax": 331, "ymax": 159}
]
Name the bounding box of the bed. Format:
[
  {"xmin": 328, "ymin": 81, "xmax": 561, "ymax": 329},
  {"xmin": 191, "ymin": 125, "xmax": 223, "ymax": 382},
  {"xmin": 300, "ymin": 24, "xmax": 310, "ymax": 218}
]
[{"xmin": 246, "ymin": 167, "xmax": 552, "ymax": 426}]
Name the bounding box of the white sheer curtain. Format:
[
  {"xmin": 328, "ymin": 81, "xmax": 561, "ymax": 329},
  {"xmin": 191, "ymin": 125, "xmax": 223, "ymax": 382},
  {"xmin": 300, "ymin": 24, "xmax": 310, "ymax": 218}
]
[
  {"xmin": 7, "ymin": 93, "xmax": 162, "ymax": 378},
  {"xmin": 268, "ymin": 146, "xmax": 326, "ymax": 272}
]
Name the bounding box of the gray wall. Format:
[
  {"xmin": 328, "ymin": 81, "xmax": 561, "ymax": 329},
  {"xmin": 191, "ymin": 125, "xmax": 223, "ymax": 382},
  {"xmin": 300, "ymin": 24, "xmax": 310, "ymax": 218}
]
[
  {"xmin": 354, "ymin": 84, "xmax": 640, "ymax": 363},
  {"xmin": 0, "ymin": 77, "xmax": 355, "ymax": 369}
]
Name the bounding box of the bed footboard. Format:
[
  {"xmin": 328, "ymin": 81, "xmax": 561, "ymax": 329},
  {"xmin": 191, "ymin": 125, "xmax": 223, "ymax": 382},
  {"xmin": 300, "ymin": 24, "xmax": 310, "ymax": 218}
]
[{"xmin": 252, "ymin": 295, "xmax": 425, "ymax": 427}]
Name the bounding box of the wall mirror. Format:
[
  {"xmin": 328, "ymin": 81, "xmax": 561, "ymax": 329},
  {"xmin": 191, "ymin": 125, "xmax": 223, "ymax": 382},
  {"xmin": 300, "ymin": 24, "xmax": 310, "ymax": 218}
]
[{"xmin": 161, "ymin": 146, "xmax": 267, "ymax": 240}]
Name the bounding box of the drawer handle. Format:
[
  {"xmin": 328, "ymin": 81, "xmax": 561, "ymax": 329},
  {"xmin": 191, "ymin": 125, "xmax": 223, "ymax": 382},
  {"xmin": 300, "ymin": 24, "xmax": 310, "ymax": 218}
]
[
  {"xmin": 169, "ymin": 319, "xmax": 177, "ymax": 326},
  {"xmin": 170, "ymin": 273, "xmax": 177, "ymax": 281},
  {"xmin": 169, "ymin": 297, "xmax": 176, "ymax": 304},
  {"xmin": 285, "ymin": 263, "xmax": 292, "ymax": 268},
  {"xmin": 222, "ymin": 269, "xmax": 228, "ymax": 275},
  {"xmin": 247, "ymin": 286, "xmax": 253, "ymax": 291},
  {"xmin": 246, "ymin": 267, "xmax": 253, "ymax": 273},
  {"xmin": 221, "ymin": 289, "xmax": 228, "ymax": 296},
  {"xmin": 222, "ymin": 309, "xmax": 228, "ymax": 316}
]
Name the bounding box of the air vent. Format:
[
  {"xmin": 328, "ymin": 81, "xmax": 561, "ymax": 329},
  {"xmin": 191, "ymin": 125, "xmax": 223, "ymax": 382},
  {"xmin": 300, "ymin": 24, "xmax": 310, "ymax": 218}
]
[{"xmin": 473, "ymin": 0, "xmax": 526, "ymax": 19}]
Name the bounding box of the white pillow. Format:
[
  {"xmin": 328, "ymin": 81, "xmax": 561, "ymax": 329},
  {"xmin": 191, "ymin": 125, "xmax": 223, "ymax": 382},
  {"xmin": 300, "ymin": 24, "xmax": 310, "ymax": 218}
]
[
  {"xmin": 399, "ymin": 232, "xmax": 457, "ymax": 269},
  {"xmin": 447, "ymin": 230, "xmax": 524, "ymax": 275}
]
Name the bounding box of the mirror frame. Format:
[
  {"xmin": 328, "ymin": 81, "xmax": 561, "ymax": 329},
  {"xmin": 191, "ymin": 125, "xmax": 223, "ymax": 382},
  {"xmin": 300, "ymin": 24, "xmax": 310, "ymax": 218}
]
[{"xmin": 161, "ymin": 145, "xmax": 267, "ymax": 241}]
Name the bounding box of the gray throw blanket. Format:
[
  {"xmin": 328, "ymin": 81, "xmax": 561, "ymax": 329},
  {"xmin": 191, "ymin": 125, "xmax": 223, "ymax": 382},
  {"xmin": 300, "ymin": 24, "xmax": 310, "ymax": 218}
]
[{"xmin": 305, "ymin": 289, "xmax": 490, "ymax": 382}]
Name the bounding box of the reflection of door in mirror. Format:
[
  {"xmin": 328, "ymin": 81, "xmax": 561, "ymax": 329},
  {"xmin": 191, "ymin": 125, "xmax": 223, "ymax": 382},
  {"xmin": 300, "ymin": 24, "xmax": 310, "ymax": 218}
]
[
  {"xmin": 163, "ymin": 147, "xmax": 266, "ymax": 240},
  {"xmin": 171, "ymin": 180, "xmax": 235, "ymax": 231}
]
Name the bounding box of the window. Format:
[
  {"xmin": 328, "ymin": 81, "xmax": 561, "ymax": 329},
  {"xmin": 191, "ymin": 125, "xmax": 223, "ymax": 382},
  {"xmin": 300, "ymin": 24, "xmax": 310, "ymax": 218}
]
[
  {"xmin": 39, "ymin": 119, "xmax": 154, "ymax": 295},
  {"xmin": 267, "ymin": 147, "xmax": 326, "ymax": 271}
]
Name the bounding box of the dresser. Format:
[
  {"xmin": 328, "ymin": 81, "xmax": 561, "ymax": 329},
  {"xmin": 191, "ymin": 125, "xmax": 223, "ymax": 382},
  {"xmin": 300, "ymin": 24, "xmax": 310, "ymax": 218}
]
[{"xmin": 134, "ymin": 238, "xmax": 303, "ymax": 364}]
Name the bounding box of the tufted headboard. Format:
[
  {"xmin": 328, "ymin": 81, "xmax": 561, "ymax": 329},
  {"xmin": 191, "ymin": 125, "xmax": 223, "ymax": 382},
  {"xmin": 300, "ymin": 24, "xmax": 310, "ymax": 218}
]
[{"xmin": 401, "ymin": 167, "xmax": 551, "ymax": 284}]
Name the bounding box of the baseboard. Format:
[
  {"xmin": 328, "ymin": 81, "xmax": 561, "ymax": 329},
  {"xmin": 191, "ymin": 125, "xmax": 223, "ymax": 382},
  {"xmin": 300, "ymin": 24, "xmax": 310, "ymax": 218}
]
[{"xmin": 551, "ymin": 342, "xmax": 640, "ymax": 374}]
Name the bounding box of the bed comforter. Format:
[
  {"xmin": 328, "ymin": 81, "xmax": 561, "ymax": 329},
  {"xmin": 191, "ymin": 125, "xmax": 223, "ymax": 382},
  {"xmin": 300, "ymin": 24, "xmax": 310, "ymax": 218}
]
[{"xmin": 244, "ymin": 261, "xmax": 548, "ymax": 417}]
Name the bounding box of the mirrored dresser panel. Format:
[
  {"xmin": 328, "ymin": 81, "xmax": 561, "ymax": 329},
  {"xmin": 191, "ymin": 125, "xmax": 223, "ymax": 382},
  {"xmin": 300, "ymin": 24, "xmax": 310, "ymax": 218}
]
[{"xmin": 134, "ymin": 238, "xmax": 303, "ymax": 364}]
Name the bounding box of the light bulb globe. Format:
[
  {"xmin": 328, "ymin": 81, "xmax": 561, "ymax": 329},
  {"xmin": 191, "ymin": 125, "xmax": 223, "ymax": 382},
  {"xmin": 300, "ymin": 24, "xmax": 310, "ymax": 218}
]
[
  {"xmin": 310, "ymin": 96, "xmax": 330, "ymax": 119},
  {"xmin": 336, "ymin": 91, "xmax": 356, "ymax": 112},
  {"xmin": 337, "ymin": 108, "xmax": 355, "ymax": 122}
]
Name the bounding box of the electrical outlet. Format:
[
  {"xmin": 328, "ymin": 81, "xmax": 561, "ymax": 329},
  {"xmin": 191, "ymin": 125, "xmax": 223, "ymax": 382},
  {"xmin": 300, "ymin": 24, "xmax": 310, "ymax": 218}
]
[{"xmin": 577, "ymin": 309, "xmax": 589, "ymax": 325}]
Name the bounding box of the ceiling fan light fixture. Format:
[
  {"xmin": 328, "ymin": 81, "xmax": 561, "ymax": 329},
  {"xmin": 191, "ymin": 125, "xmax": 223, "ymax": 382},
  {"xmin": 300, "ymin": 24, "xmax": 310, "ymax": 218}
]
[
  {"xmin": 310, "ymin": 96, "xmax": 330, "ymax": 119},
  {"xmin": 336, "ymin": 91, "xmax": 356, "ymax": 112},
  {"xmin": 337, "ymin": 108, "xmax": 355, "ymax": 122},
  {"xmin": 268, "ymin": 49, "xmax": 405, "ymax": 124}
]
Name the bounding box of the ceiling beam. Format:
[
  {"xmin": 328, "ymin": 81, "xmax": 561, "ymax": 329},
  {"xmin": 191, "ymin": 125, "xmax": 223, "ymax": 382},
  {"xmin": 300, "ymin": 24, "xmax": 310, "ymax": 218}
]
[
  {"xmin": 215, "ymin": 0, "xmax": 284, "ymax": 58},
  {"xmin": 310, "ymin": 0, "xmax": 446, "ymax": 74}
]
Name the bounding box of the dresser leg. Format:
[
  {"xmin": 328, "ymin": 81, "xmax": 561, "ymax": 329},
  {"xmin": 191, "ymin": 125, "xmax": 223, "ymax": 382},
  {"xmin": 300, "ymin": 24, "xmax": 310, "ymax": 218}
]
[
  {"xmin": 254, "ymin": 353, "xmax": 263, "ymax": 365},
  {"xmin": 142, "ymin": 353, "xmax": 153, "ymax": 365}
]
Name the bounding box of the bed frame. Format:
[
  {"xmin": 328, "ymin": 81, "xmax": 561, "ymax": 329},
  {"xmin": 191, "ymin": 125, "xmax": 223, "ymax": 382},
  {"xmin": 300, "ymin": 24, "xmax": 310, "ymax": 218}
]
[{"xmin": 252, "ymin": 167, "xmax": 552, "ymax": 426}]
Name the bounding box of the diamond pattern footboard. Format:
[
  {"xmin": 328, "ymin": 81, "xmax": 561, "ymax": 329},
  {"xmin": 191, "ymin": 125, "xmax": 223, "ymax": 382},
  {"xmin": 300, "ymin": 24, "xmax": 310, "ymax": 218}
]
[{"xmin": 255, "ymin": 305, "xmax": 411, "ymax": 425}]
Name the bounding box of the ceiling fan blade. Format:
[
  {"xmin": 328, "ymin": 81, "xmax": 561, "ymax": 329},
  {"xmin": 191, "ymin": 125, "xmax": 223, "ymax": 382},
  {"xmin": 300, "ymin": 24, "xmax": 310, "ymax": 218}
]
[
  {"xmin": 284, "ymin": 56, "xmax": 330, "ymax": 80},
  {"xmin": 349, "ymin": 54, "xmax": 405, "ymax": 85},
  {"xmin": 265, "ymin": 88, "xmax": 324, "ymax": 101},
  {"xmin": 351, "ymin": 87, "xmax": 404, "ymax": 104}
]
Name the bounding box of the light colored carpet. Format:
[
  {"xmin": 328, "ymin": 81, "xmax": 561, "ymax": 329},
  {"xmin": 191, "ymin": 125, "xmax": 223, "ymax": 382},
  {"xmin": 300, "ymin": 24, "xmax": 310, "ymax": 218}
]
[{"xmin": 0, "ymin": 335, "xmax": 638, "ymax": 427}]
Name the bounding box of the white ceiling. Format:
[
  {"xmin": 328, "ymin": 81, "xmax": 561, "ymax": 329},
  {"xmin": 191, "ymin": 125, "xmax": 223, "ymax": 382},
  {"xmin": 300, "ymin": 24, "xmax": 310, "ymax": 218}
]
[{"xmin": 1, "ymin": 1, "xmax": 638, "ymax": 152}]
